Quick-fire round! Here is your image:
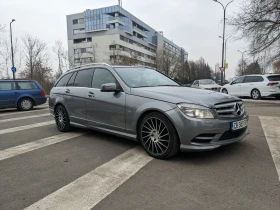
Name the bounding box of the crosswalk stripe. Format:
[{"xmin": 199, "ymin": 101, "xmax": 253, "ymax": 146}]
[
  {"xmin": 24, "ymin": 146, "xmax": 153, "ymax": 210},
  {"xmin": 0, "ymin": 132, "xmax": 85, "ymax": 161},
  {"xmin": 0, "ymin": 108, "xmax": 48, "ymax": 117},
  {"xmin": 259, "ymin": 116, "xmax": 280, "ymax": 181},
  {"xmin": 0, "ymin": 113, "xmax": 50, "ymax": 123},
  {"xmin": 0, "ymin": 121, "xmax": 55, "ymax": 135}
]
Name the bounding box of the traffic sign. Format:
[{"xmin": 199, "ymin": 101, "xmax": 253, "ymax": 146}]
[
  {"xmin": 11, "ymin": 67, "xmax": 16, "ymax": 73},
  {"xmin": 219, "ymin": 67, "xmax": 225, "ymax": 72},
  {"xmin": 213, "ymin": 74, "xmax": 216, "ymax": 80},
  {"xmin": 225, "ymin": 63, "xmax": 228, "ymax": 69}
]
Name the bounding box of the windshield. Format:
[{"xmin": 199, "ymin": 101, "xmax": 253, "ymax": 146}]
[
  {"xmin": 199, "ymin": 79, "xmax": 216, "ymax": 85},
  {"xmin": 114, "ymin": 67, "xmax": 180, "ymax": 88}
]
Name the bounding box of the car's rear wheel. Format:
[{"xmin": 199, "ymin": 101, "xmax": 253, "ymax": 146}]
[
  {"xmin": 251, "ymin": 89, "xmax": 261, "ymax": 100},
  {"xmin": 18, "ymin": 98, "xmax": 34, "ymax": 111},
  {"xmin": 222, "ymin": 88, "xmax": 228, "ymax": 94},
  {"xmin": 55, "ymin": 105, "xmax": 72, "ymax": 132},
  {"xmin": 139, "ymin": 112, "xmax": 180, "ymax": 159}
]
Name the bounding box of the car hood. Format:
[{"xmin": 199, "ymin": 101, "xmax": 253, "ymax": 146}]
[
  {"xmin": 131, "ymin": 86, "xmax": 240, "ymax": 108},
  {"xmin": 199, "ymin": 84, "xmax": 222, "ymax": 88}
]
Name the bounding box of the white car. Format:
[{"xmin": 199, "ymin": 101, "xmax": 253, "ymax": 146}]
[
  {"xmin": 221, "ymin": 74, "xmax": 280, "ymax": 99},
  {"xmin": 191, "ymin": 79, "xmax": 222, "ymax": 92}
]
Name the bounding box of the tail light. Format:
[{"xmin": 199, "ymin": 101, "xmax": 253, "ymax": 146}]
[
  {"xmin": 41, "ymin": 90, "xmax": 46, "ymax": 96},
  {"xmin": 267, "ymin": 82, "xmax": 279, "ymax": 86}
]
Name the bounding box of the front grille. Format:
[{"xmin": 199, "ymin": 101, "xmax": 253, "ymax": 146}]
[
  {"xmin": 219, "ymin": 129, "xmax": 246, "ymax": 141},
  {"xmin": 205, "ymin": 87, "xmax": 221, "ymax": 92},
  {"xmin": 215, "ymin": 101, "xmax": 244, "ymax": 118}
]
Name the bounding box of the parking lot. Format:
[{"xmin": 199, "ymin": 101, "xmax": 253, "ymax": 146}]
[{"xmin": 0, "ymin": 101, "xmax": 280, "ymax": 210}]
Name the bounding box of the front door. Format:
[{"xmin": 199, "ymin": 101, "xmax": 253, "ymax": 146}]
[
  {"xmin": 228, "ymin": 77, "xmax": 244, "ymax": 96},
  {"xmin": 0, "ymin": 81, "xmax": 18, "ymax": 108},
  {"xmin": 86, "ymin": 68, "xmax": 126, "ymax": 131}
]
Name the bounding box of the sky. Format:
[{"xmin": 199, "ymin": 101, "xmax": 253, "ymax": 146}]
[{"xmin": 0, "ymin": 0, "xmax": 247, "ymax": 79}]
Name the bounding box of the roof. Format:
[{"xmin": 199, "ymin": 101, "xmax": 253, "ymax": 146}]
[{"xmin": 0, "ymin": 79, "xmax": 35, "ymax": 82}]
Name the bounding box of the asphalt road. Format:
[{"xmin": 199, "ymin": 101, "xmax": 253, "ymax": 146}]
[{"xmin": 0, "ymin": 101, "xmax": 280, "ymax": 210}]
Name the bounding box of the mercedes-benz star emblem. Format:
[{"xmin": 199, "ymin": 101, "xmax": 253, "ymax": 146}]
[{"xmin": 235, "ymin": 103, "xmax": 242, "ymax": 116}]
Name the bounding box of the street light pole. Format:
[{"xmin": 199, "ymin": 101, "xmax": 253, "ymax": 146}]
[
  {"xmin": 238, "ymin": 50, "xmax": 246, "ymax": 76},
  {"xmin": 213, "ymin": 0, "xmax": 234, "ymax": 85},
  {"xmin": 10, "ymin": 19, "xmax": 15, "ymax": 80},
  {"xmin": 219, "ymin": 35, "xmax": 232, "ymax": 81}
]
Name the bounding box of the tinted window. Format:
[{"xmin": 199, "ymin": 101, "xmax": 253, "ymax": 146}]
[
  {"xmin": 254, "ymin": 76, "xmax": 264, "ymax": 82},
  {"xmin": 267, "ymin": 75, "xmax": 280, "ymax": 81},
  {"xmin": 17, "ymin": 82, "xmax": 38, "ymax": 90},
  {"xmin": 67, "ymin": 72, "xmax": 77, "ymax": 86},
  {"xmin": 0, "ymin": 82, "xmax": 16, "ymax": 91},
  {"xmin": 232, "ymin": 77, "xmax": 244, "ymax": 84},
  {"xmin": 56, "ymin": 73, "xmax": 73, "ymax": 87},
  {"xmin": 74, "ymin": 69, "xmax": 94, "ymax": 87},
  {"xmin": 92, "ymin": 69, "xmax": 116, "ymax": 89},
  {"xmin": 243, "ymin": 76, "xmax": 255, "ymax": 83}
]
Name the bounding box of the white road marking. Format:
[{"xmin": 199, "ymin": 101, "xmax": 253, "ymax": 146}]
[
  {"xmin": 24, "ymin": 146, "xmax": 153, "ymax": 210},
  {"xmin": 259, "ymin": 116, "xmax": 280, "ymax": 181},
  {"xmin": 0, "ymin": 108, "xmax": 48, "ymax": 117},
  {"xmin": 0, "ymin": 113, "xmax": 50, "ymax": 123},
  {"xmin": 0, "ymin": 132, "xmax": 85, "ymax": 161},
  {"xmin": 0, "ymin": 121, "xmax": 54, "ymax": 135}
]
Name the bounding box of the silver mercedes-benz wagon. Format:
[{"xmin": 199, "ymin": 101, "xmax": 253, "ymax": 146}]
[{"xmin": 49, "ymin": 63, "xmax": 249, "ymax": 159}]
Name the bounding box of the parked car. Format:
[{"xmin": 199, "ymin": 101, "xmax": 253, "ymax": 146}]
[
  {"xmin": 183, "ymin": 84, "xmax": 191, "ymax": 87},
  {"xmin": 191, "ymin": 79, "xmax": 222, "ymax": 92},
  {"xmin": 0, "ymin": 80, "xmax": 47, "ymax": 110},
  {"xmin": 49, "ymin": 64, "xmax": 249, "ymax": 159},
  {"xmin": 217, "ymin": 80, "xmax": 229, "ymax": 86},
  {"xmin": 221, "ymin": 74, "xmax": 280, "ymax": 99}
]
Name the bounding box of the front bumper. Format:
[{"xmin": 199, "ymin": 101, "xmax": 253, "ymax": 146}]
[{"xmin": 165, "ymin": 108, "xmax": 249, "ymax": 152}]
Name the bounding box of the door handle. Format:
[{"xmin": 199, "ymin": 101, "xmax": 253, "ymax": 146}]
[
  {"xmin": 65, "ymin": 89, "xmax": 70, "ymax": 93},
  {"xmin": 88, "ymin": 91, "xmax": 95, "ymax": 97}
]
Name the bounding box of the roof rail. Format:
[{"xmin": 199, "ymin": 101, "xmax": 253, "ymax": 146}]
[{"xmin": 68, "ymin": 63, "xmax": 112, "ymax": 71}]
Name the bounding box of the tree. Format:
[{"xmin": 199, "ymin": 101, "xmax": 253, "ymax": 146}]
[
  {"xmin": 187, "ymin": 58, "xmax": 213, "ymax": 82},
  {"xmin": 236, "ymin": 59, "xmax": 263, "ymax": 75},
  {"xmin": 229, "ymin": 0, "xmax": 280, "ymax": 63},
  {"xmin": 22, "ymin": 34, "xmax": 47, "ymax": 80},
  {"xmin": 273, "ymin": 60, "xmax": 280, "ymax": 74},
  {"xmin": 53, "ymin": 40, "xmax": 67, "ymax": 79},
  {"xmin": 236, "ymin": 59, "xmax": 248, "ymax": 76}
]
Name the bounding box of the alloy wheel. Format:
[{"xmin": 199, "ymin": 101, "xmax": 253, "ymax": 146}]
[
  {"xmin": 55, "ymin": 106, "xmax": 66, "ymax": 131},
  {"xmin": 141, "ymin": 117, "xmax": 170, "ymax": 155}
]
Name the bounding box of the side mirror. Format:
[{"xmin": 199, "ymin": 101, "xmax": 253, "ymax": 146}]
[{"xmin": 101, "ymin": 83, "xmax": 120, "ymax": 92}]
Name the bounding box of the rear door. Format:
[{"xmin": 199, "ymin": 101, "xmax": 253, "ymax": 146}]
[
  {"xmin": 86, "ymin": 68, "xmax": 126, "ymax": 131},
  {"xmin": 0, "ymin": 81, "xmax": 17, "ymax": 108},
  {"xmin": 16, "ymin": 81, "xmax": 42, "ymax": 98},
  {"xmin": 240, "ymin": 76, "xmax": 256, "ymax": 97}
]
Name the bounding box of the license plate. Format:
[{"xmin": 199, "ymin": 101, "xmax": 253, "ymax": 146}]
[{"xmin": 231, "ymin": 119, "xmax": 247, "ymax": 131}]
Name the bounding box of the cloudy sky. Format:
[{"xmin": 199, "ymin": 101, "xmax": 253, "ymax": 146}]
[{"xmin": 0, "ymin": 0, "xmax": 247, "ymax": 79}]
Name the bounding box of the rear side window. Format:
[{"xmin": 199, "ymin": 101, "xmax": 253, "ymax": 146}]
[
  {"xmin": 92, "ymin": 68, "xmax": 116, "ymax": 89},
  {"xmin": 267, "ymin": 75, "xmax": 280, "ymax": 81},
  {"xmin": 67, "ymin": 72, "xmax": 77, "ymax": 86},
  {"xmin": 17, "ymin": 82, "xmax": 38, "ymax": 90},
  {"xmin": 74, "ymin": 69, "xmax": 94, "ymax": 87},
  {"xmin": 243, "ymin": 76, "xmax": 255, "ymax": 83},
  {"xmin": 0, "ymin": 82, "xmax": 16, "ymax": 91},
  {"xmin": 56, "ymin": 73, "xmax": 73, "ymax": 87},
  {"xmin": 254, "ymin": 76, "xmax": 264, "ymax": 82}
]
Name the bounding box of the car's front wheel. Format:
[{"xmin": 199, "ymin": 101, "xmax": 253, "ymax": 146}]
[
  {"xmin": 55, "ymin": 105, "xmax": 72, "ymax": 132},
  {"xmin": 139, "ymin": 112, "xmax": 180, "ymax": 159},
  {"xmin": 222, "ymin": 88, "xmax": 228, "ymax": 94}
]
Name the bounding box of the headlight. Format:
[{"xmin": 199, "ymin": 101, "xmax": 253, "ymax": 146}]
[{"xmin": 177, "ymin": 103, "xmax": 215, "ymax": 119}]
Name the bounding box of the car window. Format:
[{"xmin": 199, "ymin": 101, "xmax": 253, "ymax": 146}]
[
  {"xmin": 56, "ymin": 73, "xmax": 73, "ymax": 87},
  {"xmin": 254, "ymin": 76, "xmax": 264, "ymax": 82},
  {"xmin": 232, "ymin": 77, "xmax": 244, "ymax": 84},
  {"xmin": 267, "ymin": 75, "xmax": 280, "ymax": 81},
  {"xmin": 92, "ymin": 68, "xmax": 116, "ymax": 89},
  {"xmin": 0, "ymin": 82, "xmax": 16, "ymax": 91},
  {"xmin": 17, "ymin": 82, "xmax": 38, "ymax": 90},
  {"xmin": 67, "ymin": 72, "xmax": 77, "ymax": 86},
  {"xmin": 193, "ymin": 81, "xmax": 198, "ymax": 86},
  {"xmin": 74, "ymin": 69, "xmax": 94, "ymax": 87},
  {"xmin": 243, "ymin": 76, "xmax": 255, "ymax": 83}
]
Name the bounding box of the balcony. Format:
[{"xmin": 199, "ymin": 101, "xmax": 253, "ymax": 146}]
[
  {"xmin": 106, "ymin": 17, "xmax": 124, "ymax": 25},
  {"xmin": 133, "ymin": 26, "xmax": 147, "ymax": 38}
]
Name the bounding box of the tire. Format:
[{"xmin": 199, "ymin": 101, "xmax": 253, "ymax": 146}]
[
  {"xmin": 251, "ymin": 89, "xmax": 261, "ymax": 100},
  {"xmin": 18, "ymin": 98, "xmax": 34, "ymax": 111},
  {"xmin": 222, "ymin": 88, "xmax": 228, "ymax": 94},
  {"xmin": 139, "ymin": 112, "xmax": 180, "ymax": 159},
  {"xmin": 54, "ymin": 105, "xmax": 72, "ymax": 132}
]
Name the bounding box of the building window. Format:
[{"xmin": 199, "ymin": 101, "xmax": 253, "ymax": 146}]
[
  {"xmin": 109, "ymin": 45, "xmax": 116, "ymax": 50},
  {"xmin": 73, "ymin": 18, "xmax": 84, "ymax": 25},
  {"xmin": 73, "ymin": 37, "xmax": 92, "ymax": 44},
  {"xmin": 73, "ymin": 19, "xmax": 78, "ymax": 24},
  {"xmin": 73, "ymin": 28, "xmax": 85, "ymax": 34},
  {"xmin": 86, "ymin": 47, "xmax": 93, "ymax": 52},
  {"xmin": 74, "ymin": 58, "xmax": 80, "ymax": 63}
]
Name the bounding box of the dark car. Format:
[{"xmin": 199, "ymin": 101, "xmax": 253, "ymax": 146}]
[{"xmin": 0, "ymin": 80, "xmax": 47, "ymax": 111}]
